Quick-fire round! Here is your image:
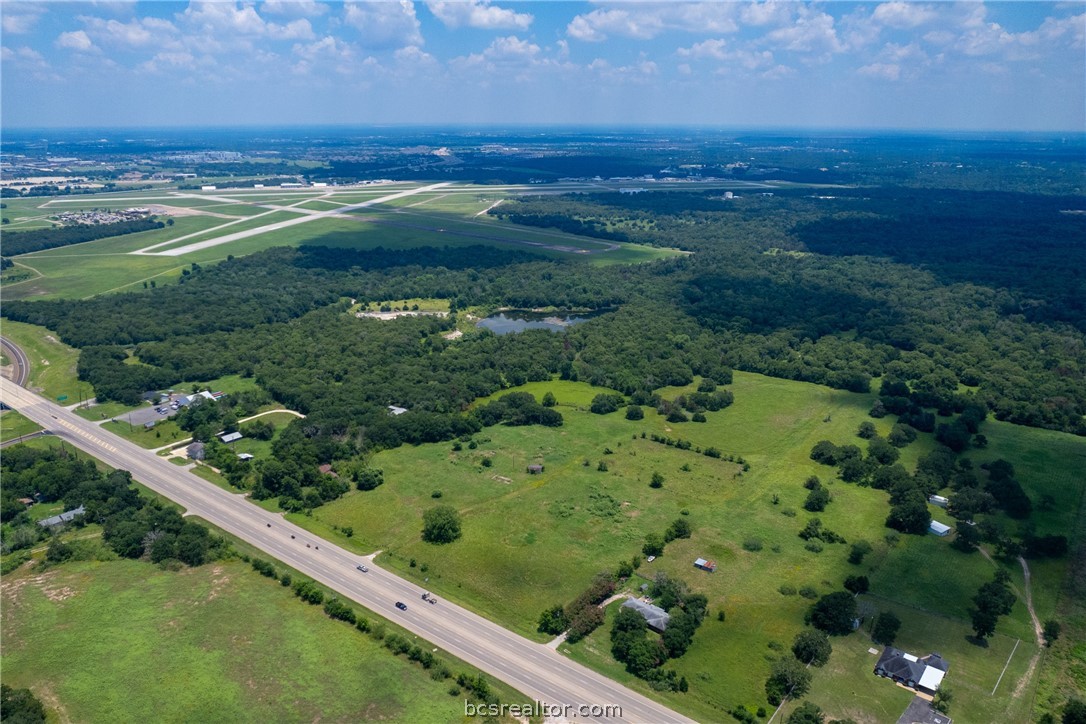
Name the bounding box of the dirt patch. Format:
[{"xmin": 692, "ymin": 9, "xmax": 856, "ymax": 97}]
[
  {"xmin": 206, "ymin": 565, "xmax": 230, "ymax": 602},
  {"xmin": 42, "ymin": 585, "xmax": 77, "ymax": 603},
  {"xmin": 33, "ymin": 685, "xmax": 72, "ymax": 724}
]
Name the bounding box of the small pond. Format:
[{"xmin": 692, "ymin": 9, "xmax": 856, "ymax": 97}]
[{"xmin": 476, "ymin": 310, "xmax": 607, "ymax": 335}]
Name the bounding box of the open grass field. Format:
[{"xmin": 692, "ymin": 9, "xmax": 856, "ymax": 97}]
[
  {"xmin": 0, "ymin": 410, "xmax": 42, "ymax": 442},
  {"xmin": 2, "ymin": 215, "xmax": 226, "ymax": 300},
  {"xmin": 0, "ymin": 558, "xmax": 482, "ymax": 723},
  {"xmin": 303, "ymin": 372, "xmax": 1084, "ymax": 722}
]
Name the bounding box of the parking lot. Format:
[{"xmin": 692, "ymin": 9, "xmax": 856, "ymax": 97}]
[{"xmin": 117, "ymin": 394, "xmax": 186, "ymax": 427}]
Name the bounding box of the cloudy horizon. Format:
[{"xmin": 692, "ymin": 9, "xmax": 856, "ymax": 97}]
[{"xmin": 2, "ymin": 1, "xmax": 1083, "ymax": 132}]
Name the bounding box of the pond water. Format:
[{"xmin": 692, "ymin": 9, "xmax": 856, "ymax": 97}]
[{"xmin": 476, "ymin": 310, "xmax": 604, "ymax": 335}]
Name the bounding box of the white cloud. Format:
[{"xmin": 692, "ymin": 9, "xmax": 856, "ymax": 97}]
[
  {"xmin": 0, "ymin": 45, "xmax": 60, "ymax": 81},
  {"xmin": 677, "ymin": 38, "xmax": 728, "ymax": 61},
  {"xmin": 740, "ymin": 1, "xmax": 793, "ymax": 28},
  {"xmin": 871, "ymin": 2, "xmax": 937, "ymax": 30},
  {"xmin": 857, "ymin": 62, "xmax": 900, "ymax": 80},
  {"xmin": 584, "ymin": 54, "xmax": 658, "ymax": 82},
  {"xmin": 764, "ymin": 8, "xmax": 842, "ymax": 55},
  {"xmin": 177, "ymin": 2, "xmax": 312, "ymax": 39},
  {"xmin": 1, "ymin": 45, "xmax": 45, "ymax": 64},
  {"xmin": 262, "ymin": 0, "xmax": 329, "ymax": 17},
  {"xmin": 1, "ymin": 3, "xmax": 46, "ymax": 34},
  {"xmin": 343, "ymin": 1, "xmax": 424, "ymax": 49},
  {"xmin": 923, "ymin": 30, "xmax": 956, "ymax": 46},
  {"xmin": 426, "ymin": 1, "xmax": 532, "ymax": 30},
  {"xmin": 1034, "ymin": 13, "xmax": 1085, "ymax": 47},
  {"xmin": 290, "ymin": 34, "xmax": 364, "ymax": 76},
  {"xmin": 81, "ymin": 16, "xmax": 180, "ymax": 47},
  {"xmin": 567, "ymin": 3, "xmax": 738, "ymax": 42},
  {"xmin": 451, "ymin": 34, "xmax": 542, "ymax": 73},
  {"xmin": 139, "ymin": 50, "xmax": 198, "ymax": 73},
  {"xmin": 56, "ymin": 30, "xmax": 98, "ymax": 53}
]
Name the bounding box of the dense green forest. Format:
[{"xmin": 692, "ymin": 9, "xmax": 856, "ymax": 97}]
[{"xmin": 3, "ymin": 180, "xmax": 1084, "ymax": 513}]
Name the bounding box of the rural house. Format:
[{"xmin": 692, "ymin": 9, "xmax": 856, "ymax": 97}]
[
  {"xmin": 874, "ymin": 647, "xmax": 949, "ymax": 695},
  {"xmin": 38, "ymin": 505, "xmax": 85, "ymax": 528},
  {"xmin": 621, "ymin": 599, "xmax": 670, "ymax": 633},
  {"xmin": 187, "ymin": 442, "xmax": 206, "ymax": 460}
]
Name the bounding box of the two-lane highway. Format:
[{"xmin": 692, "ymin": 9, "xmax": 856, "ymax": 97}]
[{"xmin": 1, "ymin": 381, "xmax": 692, "ymax": 723}]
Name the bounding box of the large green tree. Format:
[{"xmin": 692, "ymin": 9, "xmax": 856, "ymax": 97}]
[{"xmin": 422, "ymin": 505, "xmax": 462, "ymax": 544}]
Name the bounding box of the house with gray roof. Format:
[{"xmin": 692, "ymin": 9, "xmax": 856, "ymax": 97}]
[
  {"xmin": 187, "ymin": 442, "xmax": 206, "ymax": 460},
  {"xmin": 621, "ymin": 598, "xmax": 670, "ymax": 633},
  {"xmin": 875, "ymin": 647, "xmax": 949, "ymax": 695},
  {"xmin": 38, "ymin": 505, "xmax": 86, "ymax": 528}
]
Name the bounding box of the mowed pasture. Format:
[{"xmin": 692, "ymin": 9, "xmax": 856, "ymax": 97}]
[
  {"xmin": 302, "ymin": 372, "xmax": 1082, "ymax": 722},
  {"xmin": 2, "ymin": 185, "xmax": 679, "ymax": 300},
  {"xmin": 0, "ymin": 559, "xmax": 474, "ymax": 723}
]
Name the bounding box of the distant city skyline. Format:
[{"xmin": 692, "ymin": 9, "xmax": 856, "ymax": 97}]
[{"xmin": 2, "ymin": 1, "xmax": 1083, "ymax": 132}]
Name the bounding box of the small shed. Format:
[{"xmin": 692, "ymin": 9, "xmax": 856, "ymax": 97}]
[
  {"xmin": 929, "ymin": 520, "xmax": 951, "ymax": 537},
  {"xmin": 929, "ymin": 495, "xmax": 949, "ymax": 508},
  {"xmin": 237, "ymin": 453, "xmax": 254, "ymax": 461},
  {"xmin": 527, "ymin": 464, "xmax": 544, "ymax": 474},
  {"xmin": 187, "ymin": 442, "xmax": 206, "ymax": 460},
  {"xmin": 694, "ymin": 557, "xmax": 717, "ymax": 572},
  {"xmin": 388, "ymin": 405, "xmax": 408, "ymax": 416},
  {"xmin": 219, "ymin": 431, "xmax": 243, "ymax": 444},
  {"xmin": 143, "ymin": 421, "xmax": 156, "ymax": 430}
]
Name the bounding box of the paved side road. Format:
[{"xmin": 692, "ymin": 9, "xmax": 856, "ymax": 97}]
[
  {"xmin": 0, "ymin": 380, "xmax": 692, "ymax": 724},
  {"xmin": 1, "ymin": 336, "xmax": 30, "ymax": 387}
]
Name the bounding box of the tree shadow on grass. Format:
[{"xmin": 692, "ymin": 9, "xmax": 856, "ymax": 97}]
[{"xmin": 965, "ymin": 635, "xmax": 990, "ymax": 648}]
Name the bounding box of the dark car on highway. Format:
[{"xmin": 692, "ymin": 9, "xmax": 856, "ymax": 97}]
[{"xmin": 395, "ymin": 601, "xmax": 407, "ymax": 610}]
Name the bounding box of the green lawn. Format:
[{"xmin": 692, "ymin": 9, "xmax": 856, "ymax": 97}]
[
  {"xmin": 0, "ymin": 559, "xmax": 486, "ymax": 723},
  {"xmin": 0, "ymin": 410, "xmax": 42, "ymax": 442},
  {"xmin": 306, "ymin": 371, "xmax": 1084, "ymax": 722}
]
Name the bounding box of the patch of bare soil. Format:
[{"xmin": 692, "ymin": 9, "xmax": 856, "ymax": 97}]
[{"xmin": 34, "ymin": 686, "xmax": 72, "ymax": 724}]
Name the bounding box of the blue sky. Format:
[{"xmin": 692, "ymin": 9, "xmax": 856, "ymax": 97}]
[{"xmin": 2, "ymin": 1, "xmax": 1083, "ymax": 130}]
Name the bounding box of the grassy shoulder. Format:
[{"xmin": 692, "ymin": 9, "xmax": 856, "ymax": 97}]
[
  {"xmin": 0, "ymin": 320, "xmax": 83, "ymax": 401},
  {"xmin": 1, "ymin": 410, "xmax": 42, "ymax": 442},
  {"xmin": 0, "ymin": 558, "xmax": 487, "ymax": 723}
]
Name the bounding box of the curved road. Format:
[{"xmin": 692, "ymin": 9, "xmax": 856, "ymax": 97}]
[
  {"xmin": 0, "ymin": 381, "xmax": 691, "ymax": 724},
  {"xmin": 1, "ymin": 336, "xmax": 29, "ymax": 387}
]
